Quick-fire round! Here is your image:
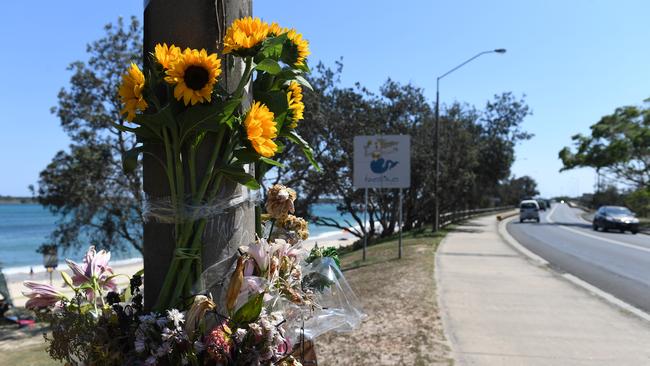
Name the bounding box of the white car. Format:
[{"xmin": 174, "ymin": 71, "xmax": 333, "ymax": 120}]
[{"xmin": 519, "ymin": 200, "xmax": 540, "ymax": 223}]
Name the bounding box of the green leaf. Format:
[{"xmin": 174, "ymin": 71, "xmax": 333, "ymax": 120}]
[
  {"xmin": 232, "ymin": 149, "xmax": 258, "ymax": 164},
  {"xmin": 287, "ymin": 131, "xmax": 321, "ymax": 171},
  {"xmin": 233, "ymin": 149, "xmax": 261, "ymax": 164},
  {"xmin": 293, "ymin": 74, "xmax": 314, "ymax": 91},
  {"xmin": 122, "ymin": 146, "xmax": 143, "ymax": 174},
  {"xmin": 260, "ymin": 157, "xmax": 284, "ymax": 168},
  {"xmin": 255, "ymin": 59, "xmax": 281, "ymax": 75},
  {"xmin": 280, "ymin": 40, "xmax": 300, "ymax": 66},
  {"xmin": 133, "ymin": 105, "xmax": 175, "ymax": 129},
  {"xmin": 256, "ymin": 91, "xmax": 288, "ymax": 116},
  {"xmin": 179, "ymin": 98, "xmax": 241, "ymax": 141},
  {"xmin": 112, "ymin": 122, "xmax": 160, "ymax": 140},
  {"xmin": 260, "ymin": 34, "xmax": 287, "ymax": 59},
  {"xmin": 232, "ymin": 293, "xmax": 264, "ymax": 325},
  {"xmin": 219, "ymin": 167, "xmax": 261, "ymax": 190}
]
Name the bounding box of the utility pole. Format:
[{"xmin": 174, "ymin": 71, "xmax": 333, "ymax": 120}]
[{"xmin": 142, "ymin": 0, "xmax": 254, "ymax": 309}]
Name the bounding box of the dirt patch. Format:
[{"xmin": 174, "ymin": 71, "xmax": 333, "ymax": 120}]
[{"xmin": 316, "ymin": 233, "xmax": 453, "ymax": 366}]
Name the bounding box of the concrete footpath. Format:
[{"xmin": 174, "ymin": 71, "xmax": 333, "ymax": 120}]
[{"xmin": 436, "ymin": 214, "xmax": 650, "ymax": 365}]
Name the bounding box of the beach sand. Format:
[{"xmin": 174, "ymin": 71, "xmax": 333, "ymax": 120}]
[{"xmin": 6, "ymin": 229, "xmax": 357, "ymax": 308}]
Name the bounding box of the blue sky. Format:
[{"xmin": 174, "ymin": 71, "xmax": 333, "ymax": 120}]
[{"xmin": 1, "ymin": 0, "xmax": 649, "ymax": 197}]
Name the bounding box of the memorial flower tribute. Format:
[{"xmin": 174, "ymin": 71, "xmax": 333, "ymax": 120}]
[
  {"xmin": 25, "ymin": 184, "xmax": 363, "ymax": 365},
  {"xmin": 114, "ymin": 16, "xmax": 318, "ymax": 311},
  {"xmin": 24, "ymin": 17, "xmax": 364, "ymax": 366}
]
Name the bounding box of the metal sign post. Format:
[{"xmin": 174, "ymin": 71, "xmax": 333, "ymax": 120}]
[
  {"xmin": 363, "ymin": 188, "xmax": 368, "ymax": 261},
  {"xmin": 398, "ymin": 188, "xmax": 403, "ymax": 259}
]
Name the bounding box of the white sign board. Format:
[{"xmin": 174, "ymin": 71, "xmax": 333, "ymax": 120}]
[{"xmin": 353, "ymin": 135, "xmax": 411, "ymax": 189}]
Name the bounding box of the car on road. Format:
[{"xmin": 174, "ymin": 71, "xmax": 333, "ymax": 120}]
[
  {"xmin": 536, "ymin": 199, "xmax": 547, "ymax": 211},
  {"xmin": 592, "ymin": 206, "xmax": 640, "ymax": 234},
  {"xmin": 519, "ymin": 200, "xmax": 540, "ymax": 223}
]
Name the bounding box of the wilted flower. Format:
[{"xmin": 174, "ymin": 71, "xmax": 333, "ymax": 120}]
[
  {"xmin": 205, "ymin": 323, "xmax": 233, "ymax": 363},
  {"xmin": 185, "ymin": 295, "xmax": 216, "ymax": 339},
  {"xmin": 265, "ymin": 184, "xmax": 296, "ymax": 219},
  {"xmin": 278, "ymin": 215, "xmax": 309, "ymax": 241},
  {"xmin": 22, "ymin": 281, "xmax": 67, "ymax": 309}
]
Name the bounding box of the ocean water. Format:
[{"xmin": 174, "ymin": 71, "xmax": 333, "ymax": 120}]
[{"xmin": 0, "ymin": 203, "xmax": 352, "ymax": 273}]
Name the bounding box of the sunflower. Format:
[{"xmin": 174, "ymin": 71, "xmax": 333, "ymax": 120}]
[
  {"xmin": 245, "ymin": 102, "xmax": 277, "ymax": 157},
  {"xmin": 223, "ymin": 17, "xmax": 270, "ymax": 54},
  {"xmin": 286, "ymin": 81, "xmax": 304, "ymax": 128},
  {"xmin": 268, "ymin": 22, "xmax": 286, "ymax": 37},
  {"xmin": 118, "ymin": 63, "xmax": 147, "ymax": 121},
  {"xmin": 154, "ymin": 43, "xmax": 181, "ymax": 69},
  {"xmin": 285, "ymin": 29, "xmax": 310, "ymax": 66},
  {"xmin": 164, "ymin": 48, "xmax": 221, "ymax": 106}
]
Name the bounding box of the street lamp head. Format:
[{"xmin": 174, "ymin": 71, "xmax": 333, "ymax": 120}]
[{"xmin": 494, "ymin": 48, "xmax": 507, "ymax": 54}]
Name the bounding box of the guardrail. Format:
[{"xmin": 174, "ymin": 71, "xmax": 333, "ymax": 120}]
[{"xmin": 439, "ymin": 206, "xmax": 515, "ymax": 228}]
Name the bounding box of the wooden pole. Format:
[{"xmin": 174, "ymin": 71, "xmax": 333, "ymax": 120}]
[{"xmin": 142, "ymin": 0, "xmax": 254, "ymax": 309}]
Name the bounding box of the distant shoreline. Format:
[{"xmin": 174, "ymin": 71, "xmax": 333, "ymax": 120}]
[{"xmin": 0, "ymin": 196, "xmax": 35, "ymax": 204}]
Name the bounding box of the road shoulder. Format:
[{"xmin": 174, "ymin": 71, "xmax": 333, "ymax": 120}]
[{"xmin": 436, "ymin": 214, "xmax": 650, "ymax": 366}]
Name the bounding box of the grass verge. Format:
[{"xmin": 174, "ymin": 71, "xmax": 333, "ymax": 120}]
[{"xmin": 316, "ymin": 227, "xmax": 453, "ymax": 366}]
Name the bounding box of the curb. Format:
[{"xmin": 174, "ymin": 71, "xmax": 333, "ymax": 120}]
[
  {"xmin": 497, "ymin": 216, "xmax": 549, "ymax": 266},
  {"xmin": 434, "ymin": 229, "xmax": 465, "ymax": 366},
  {"xmin": 497, "ymin": 215, "xmax": 650, "ymax": 323}
]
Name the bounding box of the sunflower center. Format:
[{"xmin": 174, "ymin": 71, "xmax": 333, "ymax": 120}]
[{"xmin": 184, "ymin": 66, "xmax": 210, "ymax": 91}]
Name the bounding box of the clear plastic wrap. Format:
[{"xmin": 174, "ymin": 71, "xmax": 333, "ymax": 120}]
[
  {"xmin": 142, "ymin": 189, "xmax": 262, "ymax": 223},
  {"xmin": 296, "ymin": 257, "xmax": 366, "ymax": 339},
  {"xmin": 196, "ymin": 239, "xmax": 365, "ymax": 345}
]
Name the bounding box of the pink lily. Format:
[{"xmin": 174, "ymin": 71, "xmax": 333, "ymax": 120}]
[
  {"xmin": 66, "ymin": 246, "xmax": 116, "ymax": 291},
  {"xmin": 23, "ymin": 281, "xmax": 67, "ymax": 309},
  {"xmin": 244, "ymin": 239, "xmax": 271, "ymax": 272}
]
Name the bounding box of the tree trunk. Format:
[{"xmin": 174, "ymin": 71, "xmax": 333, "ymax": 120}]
[{"xmin": 142, "ymin": 0, "xmax": 254, "ymax": 309}]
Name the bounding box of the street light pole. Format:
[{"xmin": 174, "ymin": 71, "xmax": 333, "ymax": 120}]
[{"xmin": 433, "ymin": 49, "xmax": 506, "ymax": 232}]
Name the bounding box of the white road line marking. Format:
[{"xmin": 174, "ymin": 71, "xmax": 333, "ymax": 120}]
[{"xmin": 548, "ymin": 204, "xmax": 650, "ymax": 254}]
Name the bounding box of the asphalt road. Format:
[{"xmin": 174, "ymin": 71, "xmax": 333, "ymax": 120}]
[{"xmin": 507, "ymin": 203, "xmax": 650, "ymax": 313}]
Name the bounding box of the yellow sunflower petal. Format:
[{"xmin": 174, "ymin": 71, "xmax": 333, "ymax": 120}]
[{"xmin": 118, "ymin": 63, "xmax": 148, "ymax": 121}]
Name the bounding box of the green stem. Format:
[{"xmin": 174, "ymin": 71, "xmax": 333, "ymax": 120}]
[
  {"xmin": 169, "ymin": 132, "xmax": 238, "ymax": 306},
  {"xmin": 233, "ymin": 57, "xmax": 253, "ymax": 99},
  {"xmin": 189, "ymin": 146, "xmax": 197, "ymax": 196},
  {"xmin": 168, "ymin": 175, "xmax": 224, "ymax": 307},
  {"xmin": 154, "ymin": 128, "xmax": 227, "ymax": 310},
  {"xmin": 255, "ymin": 161, "xmax": 263, "ymax": 237}
]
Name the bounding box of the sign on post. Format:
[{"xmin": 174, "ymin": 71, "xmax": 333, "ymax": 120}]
[
  {"xmin": 353, "ymin": 135, "xmax": 411, "ymax": 189},
  {"xmin": 354, "ymin": 135, "xmax": 410, "ymax": 260}
]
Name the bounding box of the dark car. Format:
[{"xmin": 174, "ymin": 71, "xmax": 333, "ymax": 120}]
[
  {"xmin": 592, "ymin": 206, "xmax": 640, "ymax": 234},
  {"xmin": 536, "ymin": 199, "xmax": 547, "ymax": 211}
]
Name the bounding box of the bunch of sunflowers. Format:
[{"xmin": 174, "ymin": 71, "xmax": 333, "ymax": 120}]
[{"xmin": 114, "ymin": 17, "xmax": 317, "ymax": 311}]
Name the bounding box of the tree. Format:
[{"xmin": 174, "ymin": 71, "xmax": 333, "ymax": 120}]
[
  {"xmin": 32, "ymin": 17, "xmax": 144, "ymax": 254},
  {"xmin": 559, "ymin": 103, "xmax": 650, "ymax": 190},
  {"xmin": 274, "ymin": 63, "xmax": 532, "ymax": 241},
  {"xmin": 498, "ymin": 175, "xmax": 539, "ymax": 205}
]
